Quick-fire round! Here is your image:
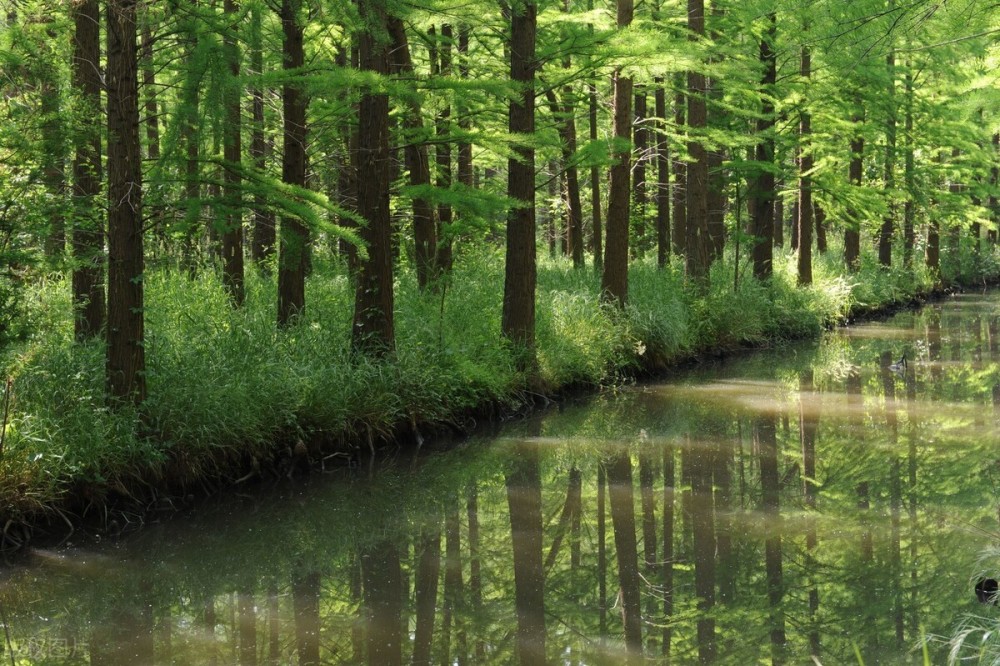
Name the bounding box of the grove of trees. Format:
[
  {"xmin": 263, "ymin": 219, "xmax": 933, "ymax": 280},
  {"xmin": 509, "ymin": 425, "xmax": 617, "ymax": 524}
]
[{"xmin": 1, "ymin": 0, "xmax": 999, "ymax": 401}]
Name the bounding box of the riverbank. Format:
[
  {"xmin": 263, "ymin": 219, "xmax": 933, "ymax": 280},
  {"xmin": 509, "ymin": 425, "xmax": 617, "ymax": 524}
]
[{"xmin": 0, "ymin": 246, "xmax": 994, "ymax": 547}]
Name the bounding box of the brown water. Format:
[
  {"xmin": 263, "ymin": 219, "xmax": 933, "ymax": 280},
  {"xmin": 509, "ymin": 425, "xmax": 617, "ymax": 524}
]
[{"xmin": 3, "ymin": 294, "xmax": 1000, "ymax": 665}]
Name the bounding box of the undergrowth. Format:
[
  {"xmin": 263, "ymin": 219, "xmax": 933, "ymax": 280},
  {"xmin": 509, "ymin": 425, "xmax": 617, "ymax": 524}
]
[{"xmin": 0, "ymin": 242, "xmax": 990, "ymax": 524}]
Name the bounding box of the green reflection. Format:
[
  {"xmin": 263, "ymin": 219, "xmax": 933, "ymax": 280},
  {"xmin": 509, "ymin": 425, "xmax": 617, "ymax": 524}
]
[{"xmin": 2, "ymin": 295, "xmax": 1000, "ymax": 664}]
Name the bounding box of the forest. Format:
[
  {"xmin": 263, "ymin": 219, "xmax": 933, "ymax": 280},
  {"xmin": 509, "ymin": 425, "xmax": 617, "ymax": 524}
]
[{"xmin": 0, "ymin": 0, "xmax": 999, "ymax": 528}]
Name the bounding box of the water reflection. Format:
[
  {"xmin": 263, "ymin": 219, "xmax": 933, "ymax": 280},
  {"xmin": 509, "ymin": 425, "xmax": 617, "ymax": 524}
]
[{"xmin": 3, "ymin": 295, "xmax": 1000, "ymax": 664}]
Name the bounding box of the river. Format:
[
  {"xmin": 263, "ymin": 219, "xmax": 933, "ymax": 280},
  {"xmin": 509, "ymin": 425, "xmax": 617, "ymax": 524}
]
[{"xmin": 2, "ymin": 293, "xmax": 1000, "ymax": 664}]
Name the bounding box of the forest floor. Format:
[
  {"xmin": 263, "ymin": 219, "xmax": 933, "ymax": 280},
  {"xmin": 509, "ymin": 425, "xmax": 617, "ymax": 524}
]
[{"xmin": 0, "ymin": 246, "xmax": 995, "ymax": 550}]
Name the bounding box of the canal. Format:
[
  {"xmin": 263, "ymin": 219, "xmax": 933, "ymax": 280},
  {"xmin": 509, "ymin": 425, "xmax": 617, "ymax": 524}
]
[{"xmin": 2, "ymin": 293, "xmax": 1000, "ymax": 664}]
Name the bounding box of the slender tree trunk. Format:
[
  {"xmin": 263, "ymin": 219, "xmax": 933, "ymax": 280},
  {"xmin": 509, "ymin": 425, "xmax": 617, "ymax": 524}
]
[
  {"xmin": 601, "ymin": 0, "xmax": 633, "ymax": 305},
  {"xmin": 686, "ymin": 437, "xmax": 716, "ymax": 664},
  {"xmin": 238, "ymin": 591, "xmax": 257, "ymax": 666},
  {"xmin": 796, "ymin": 36, "xmax": 813, "ymax": 286},
  {"xmin": 106, "ymin": 0, "xmax": 146, "ymax": 405},
  {"xmin": 749, "ymin": 13, "xmax": 776, "ymax": 280},
  {"xmin": 250, "ymin": 6, "xmax": 276, "ymax": 266},
  {"xmin": 661, "ymin": 443, "xmax": 675, "ymax": 658},
  {"xmin": 502, "ymin": 0, "xmax": 538, "ymax": 370},
  {"xmin": 633, "ymin": 87, "xmax": 648, "ymax": 257},
  {"xmin": 773, "ymin": 177, "xmax": 784, "ymax": 247},
  {"xmin": 903, "ymin": 62, "xmax": 916, "ymax": 265},
  {"xmin": 706, "ymin": 3, "xmax": 726, "ymax": 263},
  {"xmin": 222, "ymin": 0, "xmax": 245, "ymax": 306},
  {"xmin": 879, "ymin": 48, "xmax": 897, "ymax": 268},
  {"xmin": 72, "ymin": 0, "xmax": 105, "ymax": 341},
  {"xmin": 412, "ymin": 529, "xmax": 441, "ymax": 666},
  {"xmin": 277, "ymin": 0, "xmax": 308, "ymax": 325},
  {"xmin": 672, "ymin": 80, "xmax": 687, "ymax": 256},
  {"xmin": 655, "ymin": 80, "xmax": 670, "ymax": 267},
  {"xmin": 800, "ymin": 370, "xmax": 821, "ymax": 658},
  {"xmin": 685, "ymin": 0, "xmax": 710, "ymax": 282},
  {"xmin": 387, "ymin": 17, "xmax": 436, "ymax": 289},
  {"xmin": 435, "ymin": 24, "xmax": 456, "ymax": 276},
  {"xmin": 457, "ymin": 25, "xmax": 473, "ymax": 194},
  {"xmin": 845, "ymin": 98, "xmax": 864, "ymax": 270},
  {"xmin": 141, "ymin": 19, "xmax": 163, "ymax": 240},
  {"xmin": 352, "ymin": 0, "xmax": 395, "ymax": 355}
]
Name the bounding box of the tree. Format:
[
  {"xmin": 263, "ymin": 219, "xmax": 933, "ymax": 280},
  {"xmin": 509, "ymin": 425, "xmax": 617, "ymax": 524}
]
[
  {"xmin": 352, "ymin": 0, "xmax": 395, "ymax": 355},
  {"xmin": 796, "ymin": 25, "xmax": 814, "ymax": 286},
  {"xmin": 749, "ymin": 11, "xmax": 777, "ymax": 281},
  {"xmin": 222, "ymin": 0, "xmax": 245, "ymax": 306},
  {"xmin": 685, "ymin": 0, "xmax": 710, "ymax": 282},
  {"xmin": 106, "ymin": 0, "xmax": 146, "ymax": 404},
  {"xmin": 277, "ymin": 0, "xmax": 308, "ymax": 326},
  {"xmin": 601, "ymin": 0, "xmax": 633, "ymax": 305},
  {"xmin": 71, "ymin": 0, "xmax": 105, "ymax": 341},
  {"xmin": 501, "ymin": 0, "xmax": 538, "ymax": 369}
]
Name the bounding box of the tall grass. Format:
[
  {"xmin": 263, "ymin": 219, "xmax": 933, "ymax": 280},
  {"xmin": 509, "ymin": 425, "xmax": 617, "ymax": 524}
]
[{"xmin": 0, "ymin": 241, "xmax": 993, "ymax": 523}]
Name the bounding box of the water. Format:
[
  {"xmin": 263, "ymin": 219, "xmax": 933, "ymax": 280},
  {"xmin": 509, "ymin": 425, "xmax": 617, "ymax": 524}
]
[{"xmin": 3, "ymin": 294, "xmax": 1000, "ymax": 665}]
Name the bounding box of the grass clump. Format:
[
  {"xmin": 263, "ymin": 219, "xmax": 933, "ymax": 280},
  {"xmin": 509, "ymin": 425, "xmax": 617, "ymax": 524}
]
[{"xmin": 0, "ymin": 240, "xmax": 994, "ymax": 526}]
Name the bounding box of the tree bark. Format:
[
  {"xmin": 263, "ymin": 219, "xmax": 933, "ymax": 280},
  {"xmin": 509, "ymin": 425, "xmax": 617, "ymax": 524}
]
[
  {"xmin": 655, "ymin": 81, "xmax": 670, "ymax": 267},
  {"xmin": 388, "ymin": 18, "xmax": 436, "ymax": 289},
  {"xmin": 796, "ymin": 37, "xmax": 813, "ymax": 286},
  {"xmin": 106, "ymin": 0, "xmax": 146, "ymax": 405},
  {"xmin": 502, "ymin": 0, "xmax": 538, "ymax": 369},
  {"xmin": 506, "ymin": 444, "xmax": 546, "ymax": 665},
  {"xmin": 672, "ymin": 80, "xmax": 687, "ymax": 257},
  {"xmin": 749, "ymin": 13, "xmax": 776, "ymax": 280},
  {"xmin": 685, "ymin": 0, "xmax": 710, "ymax": 283},
  {"xmin": 141, "ymin": 18, "xmax": 162, "ymax": 238},
  {"xmin": 72, "ymin": 0, "xmax": 105, "ymax": 341},
  {"xmin": 845, "ymin": 98, "xmax": 864, "ymax": 270},
  {"xmin": 601, "ymin": 0, "xmax": 633, "ymax": 305},
  {"xmin": 250, "ymin": 5, "xmax": 276, "ymax": 266},
  {"xmin": 879, "ymin": 48, "xmax": 897, "ymax": 268},
  {"xmin": 633, "ymin": 87, "xmax": 648, "ymax": 256},
  {"xmin": 277, "ymin": 0, "xmax": 308, "ymax": 325},
  {"xmin": 222, "ymin": 0, "xmax": 245, "ymax": 306},
  {"xmin": 607, "ymin": 451, "xmax": 643, "ymax": 658},
  {"xmin": 435, "ymin": 24, "xmax": 455, "ymax": 276}
]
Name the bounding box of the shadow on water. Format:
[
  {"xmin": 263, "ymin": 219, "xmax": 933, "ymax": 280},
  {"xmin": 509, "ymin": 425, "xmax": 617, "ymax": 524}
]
[{"xmin": 3, "ymin": 293, "xmax": 1000, "ymax": 664}]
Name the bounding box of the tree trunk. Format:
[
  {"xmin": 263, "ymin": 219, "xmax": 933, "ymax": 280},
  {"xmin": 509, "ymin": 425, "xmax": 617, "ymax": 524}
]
[
  {"xmin": 607, "ymin": 452, "xmax": 643, "ymax": 658},
  {"xmin": 796, "ymin": 37, "xmax": 813, "ymax": 286},
  {"xmin": 879, "ymin": 48, "xmax": 897, "ymax": 268},
  {"xmin": 672, "ymin": 79, "xmax": 687, "ymax": 256},
  {"xmin": 903, "ymin": 62, "xmax": 916, "ymax": 264},
  {"xmin": 277, "ymin": 0, "xmax": 308, "ymax": 325},
  {"xmin": 72, "ymin": 0, "xmax": 105, "ymax": 341},
  {"xmin": 387, "ymin": 17, "xmax": 436, "ymax": 289},
  {"xmin": 845, "ymin": 99, "xmax": 864, "ymax": 270},
  {"xmin": 685, "ymin": 0, "xmax": 710, "ymax": 282},
  {"xmin": 435, "ymin": 24, "xmax": 455, "ymax": 276},
  {"xmin": 502, "ymin": 0, "xmax": 538, "ymax": 369},
  {"xmin": 749, "ymin": 13, "xmax": 776, "ymax": 280},
  {"xmin": 141, "ymin": 18, "xmax": 162, "ymax": 239},
  {"xmin": 106, "ymin": 0, "xmax": 146, "ymax": 405},
  {"xmin": 800, "ymin": 370, "xmax": 821, "ymax": 657},
  {"xmin": 655, "ymin": 81, "xmax": 670, "ymax": 267},
  {"xmin": 602, "ymin": 0, "xmax": 633, "ymax": 305},
  {"xmin": 362, "ymin": 544, "xmax": 403, "ymax": 666},
  {"xmin": 250, "ymin": 6, "xmax": 276, "ymax": 266},
  {"xmin": 633, "ymin": 87, "xmax": 648, "ymax": 256},
  {"xmin": 661, "ymin": 443, "xmax": 675, "ymax": 657},
  {"xmin": 412, "ymin": 529, "xmax": 441, "ymax": 666},
  {"xmin": 757, "ymin": 415, "xmax": 786, "ymax": 664},
  {"xmin": 222, "ymin": 0, "xmax": 244, "ymax": 306},
  {"xmin": 352, "ymin": 0, "xmax": 395, "ymax": 355},
  {"xmin": 590, "ymin": 79, "xmax": 603, "ymax": 271}
]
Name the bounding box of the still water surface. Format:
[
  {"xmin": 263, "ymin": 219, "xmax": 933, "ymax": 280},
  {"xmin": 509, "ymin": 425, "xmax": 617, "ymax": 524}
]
[{"xmin": 4, "ymin": 294, "xmax": 1000, "ymax": 664}]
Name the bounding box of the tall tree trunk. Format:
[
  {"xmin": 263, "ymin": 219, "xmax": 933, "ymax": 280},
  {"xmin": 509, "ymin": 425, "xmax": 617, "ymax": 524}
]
[
  {"xmin": 238, "ymin": 590, "xmax": 257, "ymax": 666},
  {"xmin": 655, "ymin": 80, "xmax": 670, "ymax": 267},
  {"xmin": 633, "ymin": 87, "xmax": 648, "ymax": 257},
  {"xmin": 140, "ymin": 17, "xmax": 162, "ymax": 239},
  {"xmin": 661, "ymin": 443, "xmax": 675, "ymax": 658},
  {"xmin": 903, "ymin": 62, "xmax": 916, "ymax": 265},
  {"xmin": 672, "ymin": 79, "xmax": 687, "ymax": 256},
  {"xmin": 879, "ymin": 48, "xmax": 897, "ymax": 268},
  {"xmin": 706, "ymin": 3, "xmax": 726, "ymax": 263},
  {"xmin": 40, "ymin": 43, "xmax": 67, "ymax": 260},
  {"xmin": 685, "ymin": 0, "xmax": 710, "ymax": 283},
  {"xmin": 181, "ymin": 5, "xmax": 202, "ymax": 272},
  {"xmin": 277, "ymin": 0, "xmax": 308, "ymax": 325},
  {"xmin": 800, "ymin": 370, "xmax": 821, "ymax": 658},
  {"xmin": 601, "ymin": 0, "xmax": 633, "ymax": 305},
  {"xmin": 773, "ymin": 177, "xmax": 784, "ymax": 247},
  {"xmin": 222, "ymin": 0, "xmax": 244, "ymax": 306},
  {"xmin": 352, "ymin": 0, "xmax": 395, "ymax": 355},
  {"xmin": 457, "ymin": 25, "xmax": 473, "ymax": 194},
  {"xmin": 249, "ymin": 7, "xmax": 276, "ymax": 266},
  {"xmin": 72, "ymin": 0, "xmax": 105, "ymax": 341},
  {"xmin": 845, "ymin": 98, "xmax": 864, "ymax": 270},
  {"xmin": 387, "ymin": 17, "xmax": 436, "ymax": 289},
  {"xmin": 506, "ymin": 444, "xmax": 546, "ymax": 665},
  {"xmin": 106, "ymin": 0, "xmax": 146, "ymax": 405},
  {"xmin": 686, "ymin": 437, "xmax": 716, "ymax": 663},
  {"xmin": 796, "ymin": 35, "xmax": 813, "ymax": 286},
  {"xmin": 435, "ymin": 24, "xmax": 456, "ymax": 276},
  {"xmin": 544, "ymin": 84, "xmax": 584, "ymax": 268},
  {"xmin": 502, "ymin": 0, "xmax": 538, "ymax": 370},
  {"xmin": 412, "ymin": 529, "xmax": 441, "ymax": 666},
  {"xmin": 749, "ymin": 13, "xmax": 776, "ymax": 280}
]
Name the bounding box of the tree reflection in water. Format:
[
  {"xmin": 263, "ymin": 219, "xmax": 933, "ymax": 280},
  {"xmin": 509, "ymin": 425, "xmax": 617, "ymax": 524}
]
[{"xmin": 4, "ymin": 296, "xmax": 1000, "ymax": 664}]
